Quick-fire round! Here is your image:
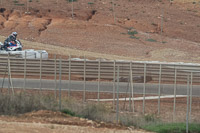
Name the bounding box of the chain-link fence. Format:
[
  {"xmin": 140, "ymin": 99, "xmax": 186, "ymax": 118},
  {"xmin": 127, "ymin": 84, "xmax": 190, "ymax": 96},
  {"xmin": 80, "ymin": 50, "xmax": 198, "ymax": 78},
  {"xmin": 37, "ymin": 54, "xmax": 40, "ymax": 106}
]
[{"xmin": 0, "ymin": 54, "xmax": 200, "ymax": 130}]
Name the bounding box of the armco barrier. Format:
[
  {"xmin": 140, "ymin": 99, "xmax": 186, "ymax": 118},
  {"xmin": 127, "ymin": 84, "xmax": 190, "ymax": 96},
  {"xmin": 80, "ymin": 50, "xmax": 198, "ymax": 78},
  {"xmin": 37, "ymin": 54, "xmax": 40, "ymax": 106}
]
[{"xmin": 0, "ymin": 56, "xmax": 200, "ymax": 84}]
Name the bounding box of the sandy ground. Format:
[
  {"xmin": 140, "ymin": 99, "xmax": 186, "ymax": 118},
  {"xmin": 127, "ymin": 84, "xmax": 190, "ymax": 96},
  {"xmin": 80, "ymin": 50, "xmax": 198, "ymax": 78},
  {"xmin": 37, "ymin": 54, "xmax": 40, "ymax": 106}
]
[
  {"xmin": 0, "ymin": 110, "xmax": 152, "ymax": 133},
  {"xmin": 0, "ymin": 121, "xmax": 149, "ymax": 133}
]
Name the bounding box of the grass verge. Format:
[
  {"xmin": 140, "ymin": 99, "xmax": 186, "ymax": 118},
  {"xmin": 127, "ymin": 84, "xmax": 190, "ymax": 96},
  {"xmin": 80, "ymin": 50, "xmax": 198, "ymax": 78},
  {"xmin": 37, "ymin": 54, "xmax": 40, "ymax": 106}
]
[
  {"xmin": 0, "ymin": 92, "xmax": 199, "ymax": 133},
  {"xmin": 143, "ymin": 123, "xmax": 200, "ymax": 133}
]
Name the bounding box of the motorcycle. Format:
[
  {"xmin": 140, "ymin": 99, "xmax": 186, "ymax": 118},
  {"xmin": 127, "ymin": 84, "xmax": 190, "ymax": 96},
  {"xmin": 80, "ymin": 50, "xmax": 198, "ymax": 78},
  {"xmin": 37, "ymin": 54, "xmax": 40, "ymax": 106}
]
[{"xmin": 0, "ymin": 40, "xmax": 22, "ymax": 51}]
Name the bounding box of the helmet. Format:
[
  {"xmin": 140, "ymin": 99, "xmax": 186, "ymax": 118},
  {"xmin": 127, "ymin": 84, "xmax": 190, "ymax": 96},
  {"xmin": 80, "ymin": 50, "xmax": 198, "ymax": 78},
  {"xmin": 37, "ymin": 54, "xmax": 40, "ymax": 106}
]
[{"xmin": 11, "ymin": 32, "xmax": 17, "ymax": 37}]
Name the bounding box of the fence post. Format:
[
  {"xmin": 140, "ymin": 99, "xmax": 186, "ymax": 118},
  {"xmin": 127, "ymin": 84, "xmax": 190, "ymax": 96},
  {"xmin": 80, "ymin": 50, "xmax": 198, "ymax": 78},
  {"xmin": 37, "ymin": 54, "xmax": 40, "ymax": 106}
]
[
  {"xmin": 39, "ymin": 52, "xmax": 42, "ymax": 93},
  {"xmin": 23, "ymin": 51, "xmax": 27, "ymax": 92},
  {"xmin": 9, "ymin": 60, "xmax": 14, "ymax": 96},
  {"xmin": 68, "ymin": 54, "xmax": 71, "ymax": 97},
  {"xmin": 97, "ymin": 59, "xmax": 101, "ymax": 103},
  {"xmin": 59, "ymin": 57, "xmax": 62, "ymax": 111},
  {"xmin": 158, "ymin": 64, "xmax": 162, "ymax": 115},
  {"xmin": 186, "ymin": 75, "xmax": 190, "ymax": 133},
  {"xmin": 83, "ymin": 55, "xmax": 86, "ymax": 102},
  {"xmin": 143, "ymin": 63, "xmax": 146, "ymax": 114},
  {"xmin": 113, "ymin": 60, "xmax": 116, "ymax": 110},
  {"xmin": 54, "ymin": 55, "xmax": 57, "ymax": 99},
  {"xmin": 7, "ymin": 53, "xmax": 14, "ymax": 96},
  {"xmin": 8, "ymin": 53, "xmax": 10, "ymax": 95},
  {"xmin": 116, "ymin": 66, "xmax": 119, "ymax": 123},
  {"xmin": 130, "ymin": 62, "xmax": 134, "ymax": 112},
  {"xmin": 129, "ymin": 62, "xmax": 132, "ymax": 112},
  {"xmin": 1, "ymin": 57, "xmax": 8, "ymax": 93},
  {"xmin": 189, "ymin": 72, "xmax": 193, "ymax": 122},
  {"xmin": 173, "ymin": 68, "xmax": 177, "ymax": 122}
]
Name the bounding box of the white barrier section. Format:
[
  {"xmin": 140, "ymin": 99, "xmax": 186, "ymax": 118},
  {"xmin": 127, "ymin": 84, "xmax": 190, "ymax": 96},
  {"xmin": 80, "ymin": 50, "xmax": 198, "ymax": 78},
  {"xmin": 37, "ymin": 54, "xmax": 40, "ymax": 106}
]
[
  {"xmin": 35, "ymin": 50, "xmax": 48, "ymax": 59},
  {"xmin": 0, "ymin": 49, "xmax": 48, "ymax": 59},
  {"xmin": 19, "ymin": 50, "xmax": 36, "ymax": 59}
]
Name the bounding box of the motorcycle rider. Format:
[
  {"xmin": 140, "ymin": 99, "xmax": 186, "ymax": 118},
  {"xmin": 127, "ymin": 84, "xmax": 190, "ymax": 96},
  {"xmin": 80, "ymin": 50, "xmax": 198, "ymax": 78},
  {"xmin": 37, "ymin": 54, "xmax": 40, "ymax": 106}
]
[{"xmin": 3, "ymin": 32, "xmax": 18, "ymax": 50}]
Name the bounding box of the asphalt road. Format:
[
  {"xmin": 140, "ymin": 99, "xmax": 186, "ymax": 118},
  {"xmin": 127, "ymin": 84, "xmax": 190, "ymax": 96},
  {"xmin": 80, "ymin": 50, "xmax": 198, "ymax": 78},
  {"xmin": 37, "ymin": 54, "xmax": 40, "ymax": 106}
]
[{"xmin": 0, "ymin": 78, "xmax": 200, "ymax": 96}]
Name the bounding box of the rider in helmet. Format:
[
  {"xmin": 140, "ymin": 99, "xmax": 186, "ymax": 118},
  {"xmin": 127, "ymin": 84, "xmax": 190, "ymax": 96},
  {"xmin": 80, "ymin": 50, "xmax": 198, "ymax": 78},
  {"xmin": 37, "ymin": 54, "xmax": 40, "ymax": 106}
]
[{"xmin": 3, "ymin": 32, "xmax": 18, "ymax": 50}]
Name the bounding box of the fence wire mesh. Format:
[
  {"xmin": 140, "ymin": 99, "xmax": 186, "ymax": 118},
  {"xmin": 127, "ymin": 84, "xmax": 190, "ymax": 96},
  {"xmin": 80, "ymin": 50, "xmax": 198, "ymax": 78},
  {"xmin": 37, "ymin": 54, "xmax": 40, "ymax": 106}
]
[{"xmin": 0, "ymin": 55, "xmax": 200, "ymax": 125}]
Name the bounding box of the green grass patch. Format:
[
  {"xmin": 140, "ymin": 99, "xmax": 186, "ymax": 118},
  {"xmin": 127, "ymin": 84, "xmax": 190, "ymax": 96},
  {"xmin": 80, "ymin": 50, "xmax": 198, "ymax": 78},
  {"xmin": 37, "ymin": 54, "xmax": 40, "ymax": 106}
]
[
  {"xmin": 13, "ymin": 0, "xmax": 18, "ymax": 3},
  {"xmin": 127, "ymin": 28, "xmax": 139, "ymax": 39},
  {"xmin": 61, "ymin": 109, "xmax": 76, "ymax": 116},
  {"xmin": 128, "ymin": 30, "xmax": 138, "ymax": 36},
  {"xmin": 143, "ymin": 123, "xmax": 200, "ymax": 133},
  {"xmin": 14, "ymin": 3, "xmax": 25, "ymax": 6},
  {"xmin": 88, "ymin": 2, "xmax": 94, "ymax": 5},
  {"xmin": 68, "ymin": 0, "xmax": 77, "ymax": 2},
  {"xmin": 146, "ymin": 38, "xmax": 157, "ymax": 42}
]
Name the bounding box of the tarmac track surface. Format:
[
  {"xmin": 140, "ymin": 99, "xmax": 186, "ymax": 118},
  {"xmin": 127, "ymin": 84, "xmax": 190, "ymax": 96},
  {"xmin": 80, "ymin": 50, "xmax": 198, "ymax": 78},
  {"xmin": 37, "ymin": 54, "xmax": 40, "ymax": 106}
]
[{"xmin": 0, "ymin": 78, "xmax": 200, "ymax": 97}]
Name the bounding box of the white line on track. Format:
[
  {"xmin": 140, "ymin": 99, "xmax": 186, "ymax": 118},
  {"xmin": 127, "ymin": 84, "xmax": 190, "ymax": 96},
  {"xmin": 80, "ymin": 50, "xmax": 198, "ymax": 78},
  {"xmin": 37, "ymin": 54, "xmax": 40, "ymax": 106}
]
[{"xmin": 88, "ymin": 95, "xmax": 187, "ymax": 102}]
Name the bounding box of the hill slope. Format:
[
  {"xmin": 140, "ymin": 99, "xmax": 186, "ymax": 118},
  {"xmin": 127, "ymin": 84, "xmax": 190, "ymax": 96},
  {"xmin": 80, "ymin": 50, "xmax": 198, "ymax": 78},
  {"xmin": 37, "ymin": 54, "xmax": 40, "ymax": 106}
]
[{"xmin": 0, "ymin": 0, "xmax": 200, "ymax": 62}]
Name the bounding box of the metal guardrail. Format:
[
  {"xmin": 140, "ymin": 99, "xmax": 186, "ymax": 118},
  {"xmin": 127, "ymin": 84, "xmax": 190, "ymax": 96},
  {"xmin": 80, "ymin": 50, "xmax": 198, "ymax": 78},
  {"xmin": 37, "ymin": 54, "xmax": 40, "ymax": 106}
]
[{"xmin": 0, "ymin": 56, "xmax": 200, "ymax": 84}]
